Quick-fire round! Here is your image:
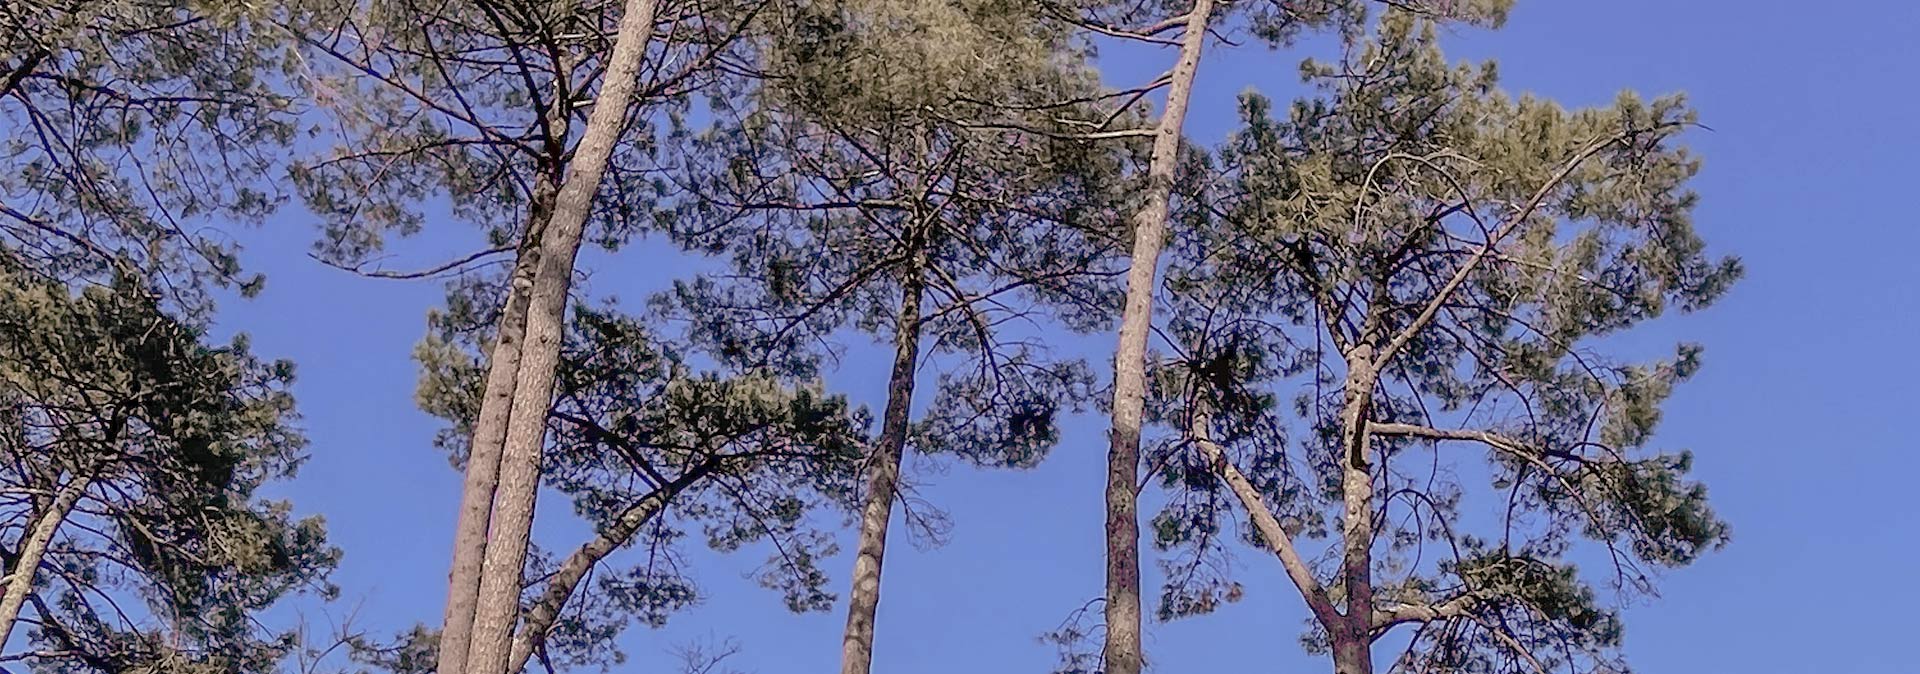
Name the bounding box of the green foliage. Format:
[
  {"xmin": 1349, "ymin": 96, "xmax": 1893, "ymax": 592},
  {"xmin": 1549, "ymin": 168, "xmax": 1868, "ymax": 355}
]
[
  {"xmin": 1390, "ymin": 551, "xmax": 1627, "ymax": 674},
  {"xmin": 0, "ymin": 256, "xmax": 338, "ymax": 674},
  {"xmin": 411, "ymin": 273, "xmax": 870, "ymax": 669},
  {"xmin": 347, "ymin": 625, "xmax": 439, "ymax": 674},
  {"xmin": 1145, "ymin": 9, "xmax": 1738, "ymax": 670},
  {"xmin": 1, "ymin": 0, "xmax": 329, "ymax": 316},
  {"xmin": 663, "ymin": 0, "xmax": 1122, "ymax": 469},
  {"xmin": 287, "ymin": 0, "xmax": 764, "ymax": 272}
]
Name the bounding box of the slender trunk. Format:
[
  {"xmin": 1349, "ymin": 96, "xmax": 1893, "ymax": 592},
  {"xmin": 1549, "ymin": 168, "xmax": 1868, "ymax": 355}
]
[
  {"xmin": 462, "ymin": 0, "xmax": 660, "ymax": 671},
  {"xmin": 838, "ymin": 240, "xmax": 928, "ymax": 674},
  {"xmin": 505, "ymin": 462, "xmax": 715, "ymax": 673},
  {"xmin": 1100, "ymin": 2, "xmax": 1215, "ymax": 673},
  {"xmin": 0, "ymin": 474, "xmax": 92, "ymax": 646},
  {"xmin": 435, "ymin": 177, "xmax": 552, "ymax": 674},
  {"xmin": 1332, "ymin": 346, "xmax": 1379, "ymax": 674}
]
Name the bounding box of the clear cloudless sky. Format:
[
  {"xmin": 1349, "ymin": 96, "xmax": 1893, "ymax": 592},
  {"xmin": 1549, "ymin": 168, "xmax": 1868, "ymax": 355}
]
[{"xmin": 212, "ymin": 1, "xmax": 1917, "ymax": 672}]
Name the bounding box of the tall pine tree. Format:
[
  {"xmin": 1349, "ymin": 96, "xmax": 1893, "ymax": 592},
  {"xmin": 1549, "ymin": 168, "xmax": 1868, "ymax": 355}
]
[
  {"xmin": 288, "ymin": 1, "xmax": 767, "ymax": 671},
  {"xmin": 661, "ymin": 1, "xmax": 1129, "ymax": 670},
  {"xmin": 413, "ymin": 274, "xmax": 870, "ymax": 673},
  {"xmin": 1147, "ymin": 9, "xmax": 1736, "ymax": 673}
]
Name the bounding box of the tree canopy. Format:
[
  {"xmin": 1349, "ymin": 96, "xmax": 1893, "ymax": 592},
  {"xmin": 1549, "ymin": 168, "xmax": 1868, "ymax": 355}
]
[
  {"xmin": 1143, "ymin": 11, "xmax": 1738, "ymax": 672},
  {"xmin": 0, "ymin": 255, "xmax": 336, "ymax": 674},
  {"xmin": 0, "ymin": 2, "xmax": 1746, "ymax": 674}
]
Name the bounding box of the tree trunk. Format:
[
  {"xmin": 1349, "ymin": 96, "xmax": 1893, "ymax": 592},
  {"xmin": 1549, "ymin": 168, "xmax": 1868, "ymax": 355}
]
[
  {"xmin": 505, "ymin": 462, "xmax": 715, "ymax": 674},
  {"xmin": 1337, "ymin": 347, "xmax": 1378, "ymax": 632},
  {"xmin": 0, "ymin": 474, "xmax": 92, "ymax": 647},
  {"xmin": 1332, "ymin": 347, "xmax": 1379, "ymax": 674},
  {"xmin": 461, "ymin": 0, "xmax": 661, "ymax": 671},
  {"xmin": 1331, "ymin": 631, "xmax": 1374, "ymax": 674},
  {"xmin": 1100, "ymin": 2, "xmax": 1215, "ymax": 673},
  {"xmin": 435, "ymin": 177, "xmax": 552, "ymax": 674},
  {"xmin": 837, "ymin": 242, "xmax": 928, "ymax": 674}
]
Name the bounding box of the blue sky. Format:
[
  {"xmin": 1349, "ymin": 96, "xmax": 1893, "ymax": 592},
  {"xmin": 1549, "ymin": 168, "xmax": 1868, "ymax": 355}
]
[{"xmin": 217, "ymin": 1, "xmax": 1918, "ymax": 672}]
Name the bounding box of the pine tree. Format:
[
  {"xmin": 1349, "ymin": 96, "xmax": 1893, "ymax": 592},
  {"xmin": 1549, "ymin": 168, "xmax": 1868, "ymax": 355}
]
[
  {"xmin": 287, "ymin": 2, "xmax": 766, "ymax": 672},
  {"xmin": 1, "ymin": 0, "xmax": 324, "ymax": 314},
  {"xmin": 413, "ymin": 275, "xmax": 870, "ymax": 673},
  {"xmin": 1148, "ymin": 9, "xmax": 1737, "ymax": 673},
  {"xmin": 1055, "ymin": 1, "xmax": 1395, "ymax": 669},
  {"xmin": 2, "ymin": 5, "xmax": 339, "ymax": 670},
  {"xmin": 660, "ymin": 1, "xmax": 1129, "ymax": 671},
  {"xmin": 0, "ymin": 256, "xmax": 338, "ymax": 674},
  {"xmin": 456, "ymin": 3, "xmax": 672, "ymax": 673},
  {"xmin": 1082, "ymin": 4, "xmax": 1215, "ymax": 668}
]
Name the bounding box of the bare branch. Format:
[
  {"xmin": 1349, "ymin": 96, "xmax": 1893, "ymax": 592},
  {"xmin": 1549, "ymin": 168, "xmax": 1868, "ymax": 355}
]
[
  {"xmin": 308, "ymin": 246, "xmax": 515, "ymax": 280},
  {"xmin": 1372, "ymin": 595, "xmax": 1476, "ymax": 633}
]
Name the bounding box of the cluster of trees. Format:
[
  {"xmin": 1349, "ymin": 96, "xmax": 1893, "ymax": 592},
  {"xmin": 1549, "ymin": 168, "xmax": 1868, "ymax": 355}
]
[{"xmin": 1, "ymin": 0, "xmax": 1739, "ymax": 673}]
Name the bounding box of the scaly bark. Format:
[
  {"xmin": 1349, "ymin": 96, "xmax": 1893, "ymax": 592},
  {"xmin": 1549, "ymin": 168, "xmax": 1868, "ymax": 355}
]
[
  {"xmin": 1332, "ymin": 633, "xmax": 1373, "ymax": 674},
  {"xmin": 461, "ymin": 0, "xmax": 662, "ymax": 671},
  {"xmin": 1100, "ymin": 1, "xmax": 1215, "ymax": 672},
  {"xmin": 838, "ymin": 236, "xmax": 928, "ymax": 674},
  {"xmin": 0, "ymin": 474, "xmax": 92, "ymax": 647},
  {"xmin": 434, "ymin": 176, "xmax": 552, "ymax": 674},
  {"xmin": 1332, "ymin": 345, "xmax": 1379, "ymax": 674}
]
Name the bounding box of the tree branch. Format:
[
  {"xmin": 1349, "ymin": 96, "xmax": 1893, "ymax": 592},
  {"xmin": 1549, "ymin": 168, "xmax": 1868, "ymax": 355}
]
[
  {"xmin": 1374, "ymin": 129, "xmax": 1655, "ymax": 365},
  {"xmin": 1368, "ymin": 421, "xmax": 1617, "ymax": 542},
  {"xmin": 1188, "ymin": 403, "xmax": 1341, "ymax": 627},
  {"xmin": 505, "ymin": 460, "xmax": 719, "ymax": 674},
  {"xmin": 1, "ymin": 49, "xmax": 48, "ymax": 99},
  {"xmin": 1371, "ymin": 594, "xmax": 1476, "ymax": 633},
  {"xmin": 308, "ymin": 246, "xmax": 514, "ymax": 280}
]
